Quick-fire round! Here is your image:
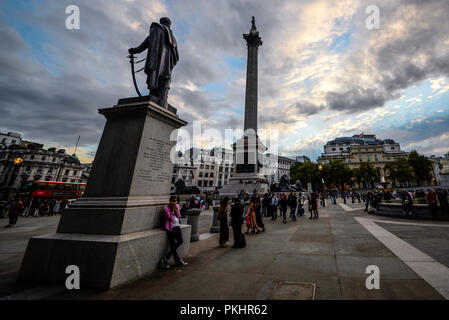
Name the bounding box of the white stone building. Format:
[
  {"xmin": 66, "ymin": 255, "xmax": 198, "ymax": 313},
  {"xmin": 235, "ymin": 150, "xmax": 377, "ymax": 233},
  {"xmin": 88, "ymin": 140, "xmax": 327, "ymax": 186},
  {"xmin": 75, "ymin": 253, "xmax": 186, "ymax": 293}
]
[
  {"xmin": 0, "ymin": 141, "xmax": 91, "ymax": 200},
  {"xmin": 0, "ymin": 132, "xmax": 22, "ymax": 148},
  {"xmin": 171, "ymin": 147, "xmax": 235, "ymax": 192}
]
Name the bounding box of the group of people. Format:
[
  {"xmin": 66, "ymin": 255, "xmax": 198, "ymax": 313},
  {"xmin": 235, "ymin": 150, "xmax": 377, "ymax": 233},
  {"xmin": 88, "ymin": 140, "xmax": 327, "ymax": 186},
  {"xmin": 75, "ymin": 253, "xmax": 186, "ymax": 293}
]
[{"xmin": 1, "ymin": 197, "xmax": 69, "ymax": 228}]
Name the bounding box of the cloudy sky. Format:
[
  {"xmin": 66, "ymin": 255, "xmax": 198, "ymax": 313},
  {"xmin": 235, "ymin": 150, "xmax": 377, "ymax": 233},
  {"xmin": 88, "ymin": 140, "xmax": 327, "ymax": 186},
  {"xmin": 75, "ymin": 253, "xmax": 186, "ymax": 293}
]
[{"xmin": 1, "ymin": 0, "xmax": 449, "ymax": 163}]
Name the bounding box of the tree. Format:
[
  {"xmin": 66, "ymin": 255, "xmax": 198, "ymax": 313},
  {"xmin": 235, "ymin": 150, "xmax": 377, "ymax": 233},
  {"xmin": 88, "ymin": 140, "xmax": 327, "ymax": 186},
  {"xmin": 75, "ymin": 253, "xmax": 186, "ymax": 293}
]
[
  {"xmin": 384, "ymin": 158, "xmax": 413, "ymax": 187},
  {"xmin": 354, "ymin": 162, "xmax": 379, "ymax": 189},
  {"xmin": 290, "ymin": 162, "xmax": 321, "ymax": 191},
  {"xmin": 322, "ymin": 160, "xmax": 352, "ymax": 190},
  {"xmin": 407, "ymin": 150, "xmax": 433, "ymax": 186}
]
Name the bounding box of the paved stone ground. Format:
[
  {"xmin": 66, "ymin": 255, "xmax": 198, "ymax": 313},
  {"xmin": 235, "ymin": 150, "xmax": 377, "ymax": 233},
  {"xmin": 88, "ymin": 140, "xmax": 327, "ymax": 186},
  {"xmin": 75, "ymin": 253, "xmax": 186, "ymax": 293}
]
[{"xmin": 1, "ymin": 200, "xmax": 448, "ymax": 300}]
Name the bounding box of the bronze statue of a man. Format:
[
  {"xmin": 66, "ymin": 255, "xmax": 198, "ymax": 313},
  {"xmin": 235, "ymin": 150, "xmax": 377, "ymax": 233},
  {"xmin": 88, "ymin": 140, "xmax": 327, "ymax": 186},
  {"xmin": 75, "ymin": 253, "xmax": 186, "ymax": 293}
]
[{"xmin": 129, "ymin": 17, "xmax": 179, "ymax": 108}]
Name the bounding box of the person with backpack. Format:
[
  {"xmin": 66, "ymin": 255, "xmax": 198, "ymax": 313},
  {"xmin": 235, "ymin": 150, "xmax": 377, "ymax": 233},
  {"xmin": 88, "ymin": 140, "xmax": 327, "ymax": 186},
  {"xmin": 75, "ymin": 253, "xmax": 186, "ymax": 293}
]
[{"xmin": 160, "ymin": 195, "xmax": 188, "ymax": 269}]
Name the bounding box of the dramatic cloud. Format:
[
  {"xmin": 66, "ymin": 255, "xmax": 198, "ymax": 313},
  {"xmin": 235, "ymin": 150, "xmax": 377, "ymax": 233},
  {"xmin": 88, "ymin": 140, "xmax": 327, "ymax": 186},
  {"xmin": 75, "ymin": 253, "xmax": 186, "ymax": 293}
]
[{"xmin": 0, "ymin": 0, "xmax": 448, "ymax": 162}]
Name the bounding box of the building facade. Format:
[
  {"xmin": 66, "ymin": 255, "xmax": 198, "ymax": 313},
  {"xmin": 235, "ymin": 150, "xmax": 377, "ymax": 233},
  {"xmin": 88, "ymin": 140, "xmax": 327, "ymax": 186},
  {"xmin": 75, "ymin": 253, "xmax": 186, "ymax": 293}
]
[
  {"xmin": 318, "ymin": 134, "xmax": 408, "ymax": 180},
  {"xmin": 0, "ymin": 132, "xmax": 22, "ymax": 148},
  {"xmin": 0, "ymin": 141, "xmax": 91, "ymax": 200},
  {"xmin": 263, "ymin": 154, "xmax": 296, "ymax": 184},
  {"xmin": 171, "ymin": 147, "xmax": 235, "ymax": 192}
]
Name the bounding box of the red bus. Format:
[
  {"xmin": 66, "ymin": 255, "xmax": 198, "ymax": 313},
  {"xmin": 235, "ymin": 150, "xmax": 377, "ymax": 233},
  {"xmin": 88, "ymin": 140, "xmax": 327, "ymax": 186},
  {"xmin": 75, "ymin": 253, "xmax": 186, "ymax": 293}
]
[{"xmin": 23, "ymin": 181, "xmax": 86, "ymax": 199}]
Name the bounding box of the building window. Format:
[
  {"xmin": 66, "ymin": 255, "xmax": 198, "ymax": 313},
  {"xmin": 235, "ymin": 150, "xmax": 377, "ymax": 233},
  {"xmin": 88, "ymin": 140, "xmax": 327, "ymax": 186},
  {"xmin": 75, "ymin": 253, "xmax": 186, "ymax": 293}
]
[
  {"xmin": 11, "ymin": 140, "xmax": 16, "ymax": 145},
  {"xmin": 65, "ymin": 169, "xmax": 70, "ymax": 175},
  {"xmin": 199, "ymin": 172, "xmax": 203, "ymax": 177},
  {"xmin": 209, "ymin": 181, "xmax": 213, "ymax": 186},
  {"xmin": 365, "ymin": 148, "xmax": 369, "ymax": 152},
  {"xmin": 211, "ymin": 165, "xmax": 215, "ymax": 170},
  {"xmin": 367, "ymin": 155, "xmax": 371, "ymax": 162},
  {"xmin": 171, "ymin": 177, "xmax": 175, "ymax": 183},
  {"xmin": 37, "ymin": 167, "xmax": 43, "ymax": 173},
  {"xmin": 205, "ymin": 165, "xmax": 209, "ymax": 169},
  {"xmin": 198, "ymin": 180, "xmax": 202, "ymax": 186},
  {"xmin": 52, "ymin": 157, "xmax": 56, "ymax": 162},
  {"xmin": 48, "ymin": 168, "xmax": 53, "ymax": 173},
  {"xmin": 205, "ymin": 172, "xmax": 209, "ymax": 177},
  {"xmin": 225, "ymin": 167, "xmax": 229, "ymax": 173},
  {"xmin": 391, "ymin": 147, "xmax": 395, "ymax": 150},
  {"xmin": 42, "ymin": 156, "xmax": 46, "ymax": 161},
  {"xmin": 210, "ymin": 172, "xmax": 214, "ymax": 177},
  {"xmin": 359, "ymin": 156, "xmax": 363, "ymax": 162},
  {"xmin": 374, "ymin": 155, "xmax": 378, "ymax": 161},
  {"xmin": 30, "ymin": 155, "xmax": 35, "ymax": 160},
  {"xmin": 200, "ymin": 164, "xmax": 204, "ymax": 169}
]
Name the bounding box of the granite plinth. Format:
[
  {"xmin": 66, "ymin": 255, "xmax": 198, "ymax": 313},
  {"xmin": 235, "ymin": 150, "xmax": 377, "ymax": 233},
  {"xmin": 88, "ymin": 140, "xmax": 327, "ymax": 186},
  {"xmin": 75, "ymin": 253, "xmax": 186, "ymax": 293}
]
[
  {"xmin": 18, "ymin": 98, "xmax": 189, "ymax": 290},
  {"xmin": 18, "ymin": 225, "xmax": 191, "ymax": 290}
]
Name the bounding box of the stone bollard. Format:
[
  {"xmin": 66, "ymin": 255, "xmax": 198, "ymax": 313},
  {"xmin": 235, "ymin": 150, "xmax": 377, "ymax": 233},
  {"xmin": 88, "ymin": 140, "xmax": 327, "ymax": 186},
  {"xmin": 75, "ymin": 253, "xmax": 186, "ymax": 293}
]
[
  {"xmin": 210, "ymin": 205, "xmax": 220, "ymax": 233},
  {"xmin": 186, "ymin": 208, "xmax": 201, "ymax": 242}
]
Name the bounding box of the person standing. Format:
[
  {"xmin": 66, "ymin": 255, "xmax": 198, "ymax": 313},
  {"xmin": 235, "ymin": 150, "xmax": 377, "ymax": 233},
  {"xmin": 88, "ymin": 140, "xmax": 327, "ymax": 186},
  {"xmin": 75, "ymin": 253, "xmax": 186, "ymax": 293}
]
[
  {"xmin": 426, "ymin": 190, "xmax": 438, "ymax": 220},
  {"xmin": 279, "ymin": 194, "xmax": 288, "ymax": 223},
  {"xmin": 270, "ymin": 194, "xmax": 277, "ymax": 220},
  {"xmin": 311, "ymin": 193, "xmax": 319, "ymax": 219},
  {"xmin": 217, "ymin": 197, "xmax": 230, "ymax": 247},
  {"xmin": 254, "ymin": 194, "xmax": 266, "ymax": 232},
  {"xmin": 160, "ymin": 195, "xmax": 188, "ymax": 269},
  {"xmin": 245, "ymin": 198, "xmax": 260, "ymax": 234},
  {"xmin": 6, "ymin": 198, "xmax": 23, "ymax": 227},
  {"xmin": 288, "ymin": 193, "xmax": 297, "ymax": 221},
  {"xmin": 262, "ymin": 193, "xmax": 269, "ymax": 217},
  {"xmin": 230, "ymin": 198, "xmax": 246, "ymax": 248}
]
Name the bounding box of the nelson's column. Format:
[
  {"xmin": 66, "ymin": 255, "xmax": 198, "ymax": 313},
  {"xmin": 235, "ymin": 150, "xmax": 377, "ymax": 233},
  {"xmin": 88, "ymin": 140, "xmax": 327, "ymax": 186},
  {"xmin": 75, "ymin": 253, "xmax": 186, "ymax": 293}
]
[{"xmin": 221, "ymin": 16, "xmax": 269, "ymax": 195}]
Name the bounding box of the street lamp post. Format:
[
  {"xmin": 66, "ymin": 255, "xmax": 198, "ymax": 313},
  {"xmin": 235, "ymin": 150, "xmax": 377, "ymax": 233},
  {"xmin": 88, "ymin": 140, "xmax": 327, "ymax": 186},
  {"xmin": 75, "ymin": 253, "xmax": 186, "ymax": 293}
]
[{"xmin": 2, "ymin": 154, "xmax": 24, "ymax": 200}]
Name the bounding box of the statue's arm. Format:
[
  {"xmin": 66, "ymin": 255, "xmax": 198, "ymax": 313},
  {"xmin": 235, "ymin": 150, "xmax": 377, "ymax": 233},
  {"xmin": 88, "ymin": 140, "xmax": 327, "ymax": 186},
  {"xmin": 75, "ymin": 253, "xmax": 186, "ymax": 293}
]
[{"xmin": 129, "ymin": 36, "xmax": 149, "ymax": 54}]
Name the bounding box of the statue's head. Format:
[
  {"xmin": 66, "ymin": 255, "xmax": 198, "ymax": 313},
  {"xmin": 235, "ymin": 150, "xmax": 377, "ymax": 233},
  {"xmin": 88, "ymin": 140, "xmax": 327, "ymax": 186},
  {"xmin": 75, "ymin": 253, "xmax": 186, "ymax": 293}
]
[{"xmin": 160, "ymin": 17, "xmax": 171, "ymax": 28}]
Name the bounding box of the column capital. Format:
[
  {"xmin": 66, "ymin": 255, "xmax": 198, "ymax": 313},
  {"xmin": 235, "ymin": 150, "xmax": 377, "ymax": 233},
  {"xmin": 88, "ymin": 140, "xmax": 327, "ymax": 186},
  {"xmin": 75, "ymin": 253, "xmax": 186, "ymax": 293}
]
[{"xmin": 243, "ymin": 32, "xmax": 263, "ymax": 48}]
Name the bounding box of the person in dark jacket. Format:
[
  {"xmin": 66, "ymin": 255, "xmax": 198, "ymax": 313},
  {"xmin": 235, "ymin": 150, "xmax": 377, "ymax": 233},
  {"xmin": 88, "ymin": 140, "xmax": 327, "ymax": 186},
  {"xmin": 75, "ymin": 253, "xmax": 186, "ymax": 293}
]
[
  {"xmin": 310, "ymin": 192, "xmax": 319, "ymax": 219},
  {"xmin": 288, "ymin": 193, "xmax": 297, "ymax": 221},
  {"xmin": 230, "ymin": 198, "xmax": 246, "ymax": 248},
  {"xmin": 280, "ymin": 194, "xmax": 288, "ymax": 223}
]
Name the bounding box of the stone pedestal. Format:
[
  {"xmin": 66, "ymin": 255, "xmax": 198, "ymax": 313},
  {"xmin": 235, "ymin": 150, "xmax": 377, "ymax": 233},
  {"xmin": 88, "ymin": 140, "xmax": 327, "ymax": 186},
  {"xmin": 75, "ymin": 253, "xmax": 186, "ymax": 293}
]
[
  {"xmin": 210, "ymin": 206, "xmax": 220, "ymax": 233},
  {"xmin": 18, "ymin": 97, "xmax": 190, "ymax": 290},
  {"xmin": 186, "ymin": 208, "xmax": 201, "ymax": 242}
]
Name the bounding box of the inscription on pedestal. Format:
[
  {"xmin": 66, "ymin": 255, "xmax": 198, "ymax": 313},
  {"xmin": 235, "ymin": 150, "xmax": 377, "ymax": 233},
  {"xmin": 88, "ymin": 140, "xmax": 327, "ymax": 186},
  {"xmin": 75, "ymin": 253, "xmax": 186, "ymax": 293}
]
[{"xmin": 138, "ymin": 137, "xmax": 173, "ymax": 183}]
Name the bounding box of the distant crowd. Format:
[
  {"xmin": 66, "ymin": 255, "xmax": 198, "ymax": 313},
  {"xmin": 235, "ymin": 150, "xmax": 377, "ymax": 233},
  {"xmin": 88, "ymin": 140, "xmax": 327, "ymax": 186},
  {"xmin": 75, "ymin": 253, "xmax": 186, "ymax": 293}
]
[{"xmin": 1, "ymin": 197, "xmax": 70, "ymax": 228}]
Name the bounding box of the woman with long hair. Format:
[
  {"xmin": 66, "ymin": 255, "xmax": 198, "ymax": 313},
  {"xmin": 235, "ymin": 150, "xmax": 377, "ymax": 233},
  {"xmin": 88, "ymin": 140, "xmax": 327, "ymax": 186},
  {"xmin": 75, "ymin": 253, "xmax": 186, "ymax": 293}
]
[
  {"xmin": 160, "ymin": 195, "xmax": 188, "ymax": 269},
  {"xmin": 217, "ymin": 197, "xmax": 230, "ymax": 247},
  {"xmin": 245, "ymin": 197, "xmax": 260, "ymax": 234}
]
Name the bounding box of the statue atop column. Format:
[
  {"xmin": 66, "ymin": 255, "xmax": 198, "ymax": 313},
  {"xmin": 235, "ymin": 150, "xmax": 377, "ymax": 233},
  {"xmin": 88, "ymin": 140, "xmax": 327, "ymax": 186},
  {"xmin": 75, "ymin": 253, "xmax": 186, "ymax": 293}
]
[{"xmin": 129, "ymin": 17, "xmax": 179, "ymax": 108}]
